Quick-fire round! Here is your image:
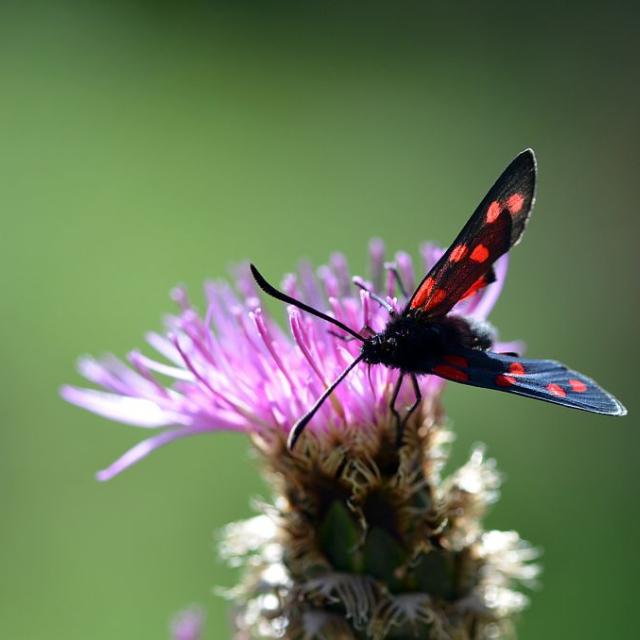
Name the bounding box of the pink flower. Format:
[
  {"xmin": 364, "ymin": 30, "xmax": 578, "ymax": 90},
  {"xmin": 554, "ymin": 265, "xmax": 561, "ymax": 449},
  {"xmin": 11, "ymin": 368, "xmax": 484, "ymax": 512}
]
[
  {"xmin": 171, "ymin": 606, "xmax": 204, "ymax": 640},
  {"xmin": 61, "ymin": 240, "xmax": 517, "ymax": 481}
]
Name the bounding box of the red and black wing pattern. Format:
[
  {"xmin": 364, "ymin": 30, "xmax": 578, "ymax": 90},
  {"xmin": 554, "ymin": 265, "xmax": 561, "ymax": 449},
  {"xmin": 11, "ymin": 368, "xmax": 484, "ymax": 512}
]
[
  {"xmin": 430, "ymin": 348, "xmax": 627, "ymax": 416},
  {"xmin": 408, "ymin": 149, "xmax": 536, "ymax": 318}
]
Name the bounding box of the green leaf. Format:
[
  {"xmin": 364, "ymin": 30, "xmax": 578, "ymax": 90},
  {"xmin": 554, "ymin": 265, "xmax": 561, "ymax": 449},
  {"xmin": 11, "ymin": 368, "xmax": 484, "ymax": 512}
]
[
  {"xmin": 362, "ymin": 527, "xmax": 408, "ymax": 591},
  {"xmin": 317, "ymin": 500, "xmax": 362, "ymax": 572},
  {"xmin": 410, "ymin": 549, "xmax": 457, "ymax": 600}
]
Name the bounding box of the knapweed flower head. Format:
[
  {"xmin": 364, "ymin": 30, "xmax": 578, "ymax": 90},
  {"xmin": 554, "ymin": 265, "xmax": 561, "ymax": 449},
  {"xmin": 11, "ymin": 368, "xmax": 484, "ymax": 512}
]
[
  {"xmin": 63, "ymin": 240, "xmax": 537, "ymax": 639},
  {"xmin": 61, "ymin": 240, "xmax": 516, "ymax": 480}
]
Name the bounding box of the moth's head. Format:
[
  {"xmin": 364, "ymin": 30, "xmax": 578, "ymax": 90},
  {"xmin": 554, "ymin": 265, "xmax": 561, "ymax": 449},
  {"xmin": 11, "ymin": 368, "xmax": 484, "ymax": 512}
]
[{"xmin": 361, "ymin": 333, "xmax": 395, "ymax": 365}]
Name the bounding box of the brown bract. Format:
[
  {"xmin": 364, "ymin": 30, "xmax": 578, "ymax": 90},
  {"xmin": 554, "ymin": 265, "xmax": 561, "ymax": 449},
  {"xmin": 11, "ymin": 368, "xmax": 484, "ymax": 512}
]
[{"xmin": 221, "ymin": 400, "xmax": 538, "ymax": 640}]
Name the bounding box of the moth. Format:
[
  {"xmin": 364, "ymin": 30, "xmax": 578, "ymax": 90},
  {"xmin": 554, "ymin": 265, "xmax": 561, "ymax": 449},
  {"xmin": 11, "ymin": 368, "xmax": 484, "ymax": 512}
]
[{"xmin": 251, "ymin": 150, "xmax": 626, "ymax": 449}]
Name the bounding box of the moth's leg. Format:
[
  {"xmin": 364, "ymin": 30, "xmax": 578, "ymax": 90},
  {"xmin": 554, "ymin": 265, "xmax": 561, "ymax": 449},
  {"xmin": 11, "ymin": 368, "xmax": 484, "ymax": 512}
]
[
  {"xmin": 389, "ymin": 373, "xmax": 405, "ymax": 444},
  {"xmin": 397, "ymin": 374, "xmax": 422, "ymax": 447}
]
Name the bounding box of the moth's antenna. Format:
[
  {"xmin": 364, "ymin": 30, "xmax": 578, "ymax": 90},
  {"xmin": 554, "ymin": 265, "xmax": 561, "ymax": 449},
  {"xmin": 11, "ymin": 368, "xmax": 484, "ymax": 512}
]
[
  {"xmin": 288, "ymin": 355, "xmax": 364, "ymax": 450},
  {"xmin": 250, "ymin": 264, "xmax": 365, "ymax": 342}
]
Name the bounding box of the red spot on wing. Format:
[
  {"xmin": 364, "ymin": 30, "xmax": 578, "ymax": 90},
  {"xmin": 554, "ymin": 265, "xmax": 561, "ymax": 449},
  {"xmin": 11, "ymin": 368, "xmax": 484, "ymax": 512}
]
[
  {"xmin": 430, "ymin": 289, "xmax": 447, "ymax": 307},
  {"xmin": 496, "ymin": 374, "xmax": 516, "ymax": 386},
  {"xmin": 433, "ymin": 364, "xmax": 469, "ymax": 382},
  {"xmin": 547, "ymin": 383, "xmax": 567, "ymax": 398},
  {"xmin": 497, "ymin": 363, "xmax": 524, "ymax": 386},
  {"xmin": 470, "ymin": 244, "xmax": 490, "ymax": 263},
  {"xmin": 410, "ymin": 277, "xmax": 435, "ymax": 309},
  {"xmin": 486, "ymin": 200, "xmax": 501, "ymax": 223},
  {"xmin": 509, "ymin": 362, "xmax": 525, "ymax": 375},
  {"xmin": 449, "ymin": 244, "xmax": 468, "ymax": 262},
  {"xmin": 443, "ymin": 354, "xmax": 469, "ymax": 368},
  {"xmin": 569, "ymin": 379, "xmax": 587, "ymax": 393},
  {"xmin": 506, "ymin": 193, "xmax": 525, "ymax": 214},
  {"xmin": 411, "ymin": 277, "xmax": 447, "ymax": 312},
  {"xmin": 459, "ymin": 274, "xmax": 490, "ymax": 301}
]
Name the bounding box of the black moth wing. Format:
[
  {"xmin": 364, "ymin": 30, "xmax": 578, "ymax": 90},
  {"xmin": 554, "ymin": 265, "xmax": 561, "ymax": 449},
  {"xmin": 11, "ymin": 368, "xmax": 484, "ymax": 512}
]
[
  {"xmin": 407, "ymin": 149, "xmax": 536, "ymax": 318},
  {"xmin": 431, "ymin": 348, "xmax": 627, "ymax": 416}
]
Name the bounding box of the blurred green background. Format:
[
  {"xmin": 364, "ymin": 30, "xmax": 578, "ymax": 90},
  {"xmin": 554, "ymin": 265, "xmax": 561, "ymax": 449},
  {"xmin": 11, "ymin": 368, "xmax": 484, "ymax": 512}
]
[{"xmin": 1, "ymin": 1, "xmax": 638, "ymax": 638}]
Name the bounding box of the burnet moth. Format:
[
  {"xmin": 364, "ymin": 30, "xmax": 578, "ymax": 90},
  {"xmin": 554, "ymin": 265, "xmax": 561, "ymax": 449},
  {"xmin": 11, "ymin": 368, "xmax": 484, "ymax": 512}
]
[{"xmin": 251, "ymin": 149, "xmax": 627, "ymax": 450}]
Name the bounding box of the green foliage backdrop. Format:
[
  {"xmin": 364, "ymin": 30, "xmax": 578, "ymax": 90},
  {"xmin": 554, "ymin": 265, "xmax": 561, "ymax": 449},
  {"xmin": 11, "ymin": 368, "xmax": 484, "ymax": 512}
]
[{"xmin": 1, "ymin": 2, "xmax": 637, "ymax": 638}]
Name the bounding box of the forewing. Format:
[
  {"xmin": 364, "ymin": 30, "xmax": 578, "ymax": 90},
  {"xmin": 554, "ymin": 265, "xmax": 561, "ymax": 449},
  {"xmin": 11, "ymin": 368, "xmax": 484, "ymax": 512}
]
[
  {"xmin": 430, "ymin": 348, "xmax": 627, "ymax": 416},
  {"xmin": 408, "ymin": 149, "xmax": 536, "ymax": 317}
]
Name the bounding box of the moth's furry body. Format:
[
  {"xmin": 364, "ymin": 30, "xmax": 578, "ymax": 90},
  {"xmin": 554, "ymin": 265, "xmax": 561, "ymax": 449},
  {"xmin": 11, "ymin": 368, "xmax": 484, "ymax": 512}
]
[{"xmin": 361, "ymin": 312, "xmax": 496, "ymax": 374}]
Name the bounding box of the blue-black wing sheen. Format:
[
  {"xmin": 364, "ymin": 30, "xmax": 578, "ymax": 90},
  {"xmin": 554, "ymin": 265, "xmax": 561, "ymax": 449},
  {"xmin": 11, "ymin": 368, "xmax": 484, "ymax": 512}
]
[
  {"xmin": 408, "ymin": 150, "xmax": 536, "ymax": 318},
  {"xmin": 429, "ymin": 348, "xmax": 627, "ymax": 416}
]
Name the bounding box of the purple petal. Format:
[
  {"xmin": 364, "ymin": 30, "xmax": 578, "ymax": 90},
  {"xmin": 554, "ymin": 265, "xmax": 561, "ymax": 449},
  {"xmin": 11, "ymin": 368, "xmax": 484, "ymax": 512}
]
[
  {"xmin": 145, "ymin": 331, "xmax": 183, "ymax": 365},
  {"xmin": 423, "ymin": 374, "xmax": 447, "ymax": 396},
  {"xmin": 96, "ymin": 427, "xmax": 201, "ymax": 481},
  {"xmin": 420, "ymin": 243, "xmax": 445, "ymax": 271},
  {"xmin": 127, "ymin": 351, "xmax": 194, "ymax": 381},
  {"xmin": 330, "ymin": 252, "xmax": 351, "ymax": 296},
  {"xmin": 395, "ymin": 251, "xmax": 415, "ymax": 292},
  {"xmin": 230, "ymin": 262, "xmax": 254, "ymax": 297},
  {"xmin": 368, "ymin": 238, "xmax": 385, "ymax": 290},
  {"xmin": 60, "ymin": 386, "xmax": 177, "ymax": 427}
]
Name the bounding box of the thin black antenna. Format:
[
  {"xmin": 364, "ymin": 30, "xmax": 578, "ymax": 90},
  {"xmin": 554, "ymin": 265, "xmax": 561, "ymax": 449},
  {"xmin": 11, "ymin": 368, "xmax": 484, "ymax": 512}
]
[
  {"xmin": 250, "ymin": 264, "xmax": 365, "ymax": 342},
  {"xmin": 288, "ymin": 355, "xmax": 364, "ymax": 450}
]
